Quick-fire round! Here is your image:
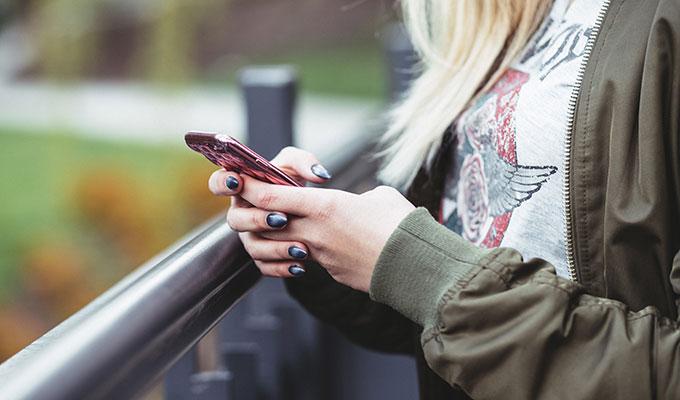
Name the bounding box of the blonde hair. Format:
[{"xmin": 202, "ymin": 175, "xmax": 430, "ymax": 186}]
[{"xmin": 379, "ymin": 0, "xmax": 553, "ymax": 189}]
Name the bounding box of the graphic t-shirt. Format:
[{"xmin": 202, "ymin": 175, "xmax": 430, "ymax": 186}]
[{"xmin": 440, "ymin": 0, "xmax": 605, "ymax": 279}]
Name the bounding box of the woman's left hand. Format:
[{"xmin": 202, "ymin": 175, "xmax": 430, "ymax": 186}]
[{"xmin": 231, "ymin": 175, "xmax": 415, "ymax": 292}]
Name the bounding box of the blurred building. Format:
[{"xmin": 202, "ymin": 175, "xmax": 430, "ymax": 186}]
[{"xmin": 1, "ymin": 0, "xmax": 395, "ymax": 83}]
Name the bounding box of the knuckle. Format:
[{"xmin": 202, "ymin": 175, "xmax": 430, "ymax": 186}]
[
  {"xmin": 313, "ymin": 197, "xmax": 336, "ymax": 220},
  {"xmin": 311, "ymin": 234, "xmax": 328, "ymax": 253},
  {"xmin": 306, "ymin": 234, "xmax": 322, "ymax": 250},
  {"xmin": 278, "ymin": 243, "xmax": 291, "ymax": 259},
  {"xmin": 257, "ymin": 191, "xmax": 277, "ymax": 210},
  {"xmin": 276, "ymin": 146, "xmax": 298, "ymax": 163},
  {"xmin": 314, "ymin": 206, "xmax": 332, "ymax": 221},
  {"xmin": 291, "ymin": 147, "xmax": 312, "ymax": 159},
  {"xmin": 241, "ymin": 238, "xmax": 254, "ymax": 255},
  {"xmin": 281, "ymin": 146, "xmax": 297, "ymax": 155},
  {"xmin": 241, "ymin": 236, "xmax": 260, "ymax": 258},
  {"xmin": 365, "ymin": 185, "xmax": 398, "ymax": 199},
  {"xmin": 375, "ymin": 185, "xmax": 395, "ymax": 194},
  {"xmin": 386, "ymin": 186, "xmax": 400, "ymax": 196},
  {"xmin": 250, "ymin": 211, "xmax": 263, "ymax": 230},
  {"xmin": 226, "ymin": 212, "xmax": 239, "ymax": 231}
]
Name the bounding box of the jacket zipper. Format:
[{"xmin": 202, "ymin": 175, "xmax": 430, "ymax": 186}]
[{"xmin": 563, "ymin": 0, "xmax": 611, "ymax": 282}]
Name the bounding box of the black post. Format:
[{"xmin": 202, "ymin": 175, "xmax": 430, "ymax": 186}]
[
  {"xmin": 221, "ymin": 343, "xmax": 259, "ymax": 400},
  {"xmin": 190, "ymin": 371, "xmax": 234, "ymax": 400},
  {"xmin": 165, "ymin": 349, "xmax": 196, "ymax": 400},
  {"xmin": 239, "ymin": 66, "xmax": 298, "ymax": 159},
  {"xmin": 213, "ymin": 66, "xmax": 301, "ymax": 400}
]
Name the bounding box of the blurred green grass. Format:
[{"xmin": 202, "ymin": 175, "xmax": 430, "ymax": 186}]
[
  {"xmin": 265, "ymin": 43, "xmax": 386, "ymax": 98},
  {"xmin": 0, "ymin": 129, "xmax": 213, "ymax": 301},
  {"xmin": 209, "ymin": 41, "xmax": 387, "ymax": 99}
]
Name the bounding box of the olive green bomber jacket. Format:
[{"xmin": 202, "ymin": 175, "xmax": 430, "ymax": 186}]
[{"xmin": 288, "ymin": 0, "xmax": 680, "ymax": 398}]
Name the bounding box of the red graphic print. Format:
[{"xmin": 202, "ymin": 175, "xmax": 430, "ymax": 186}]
[{"xmin": 479, "ymin": 69, "xmax": 529, "ymax": 247}]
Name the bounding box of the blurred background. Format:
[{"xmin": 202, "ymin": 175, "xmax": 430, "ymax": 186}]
[{"xmin": 0, "ymin": 0, "xmax": 399, "ymax": 363}]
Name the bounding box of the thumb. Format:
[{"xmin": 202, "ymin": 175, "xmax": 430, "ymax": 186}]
[{"xmin": 208, "ymin": 169, "xmax": 243, "ymax": 196}]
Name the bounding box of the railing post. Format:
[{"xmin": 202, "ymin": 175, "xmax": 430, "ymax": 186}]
[
  {"xmin": 212, "ymin": 66, "xmax": 302, "ymax": 400},
  {"xmin": 221, "ymin": 343, "xmax": 259, "ymax": 400},
  {"xmin": 190, "ymin": 370, "xmax": 234, "ymax": 400},
  {"xmin": 239, "ymin": 66, "xmax": 298, "ymax": 158},
  {"xmin": 239, "ymin": 65, "xmax": 299, "ymax": 399},
  {"xmin": 164, "ymin": 348, "xmax": 197, "ymax": 400},
  {"xmin": 273, "ymin": 304, "xmax": 324, "ymax": 400}
]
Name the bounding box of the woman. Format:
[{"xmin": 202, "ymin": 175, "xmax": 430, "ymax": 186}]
[{"xmin": 209, "ymin": 0, "xmax": 680, "ymax": 398}]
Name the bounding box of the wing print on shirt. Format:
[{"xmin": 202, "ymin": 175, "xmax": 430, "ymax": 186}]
[{"xmin": 482, "ymin": 150, "xmax": 558, "ymax": 216}]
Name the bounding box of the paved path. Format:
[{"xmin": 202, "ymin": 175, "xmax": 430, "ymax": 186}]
[{"xmin": 0, "ymin": 81, "xmax": 383, "ymax": 163}]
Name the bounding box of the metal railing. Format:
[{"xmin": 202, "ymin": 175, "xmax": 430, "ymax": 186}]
[
  {"xmin": 0, "ymin": 136, "xmax": 378, "ymax": 400},
  {"xmin": 0, "ymin": 26, "xmax": 417, "ymax": 400}
]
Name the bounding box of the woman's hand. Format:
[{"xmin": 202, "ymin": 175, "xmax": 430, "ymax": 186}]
[
  {"xmin": 208, "ymin": 147, "xmax": 415, "ymax": 292},
  {"xmin": 231, "ymin": 176, "xmax": 414, "ymax": 292},
  {"xmin": 208, "ymin": 147, "xmax": 336, "ymax": 279}
]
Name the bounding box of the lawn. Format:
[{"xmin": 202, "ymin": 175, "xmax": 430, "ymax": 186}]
[
  {"xmin": 208, "ymin": 41, "xmax": 388, "ymax": 99},
  {"xmin": 0, "ymin": 129, "xmax": 225, "ymax": 303},
  {"xmin": 262, "ymin": 42, "xmax": 387, "ymax": 99}
]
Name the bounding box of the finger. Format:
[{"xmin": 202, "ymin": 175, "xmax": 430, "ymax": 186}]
[
  {"xmin": 272, "ymin": 147, "xmax": 332, "ymax": 183},
  {"xmin": 253, "ymin": 260, "xmax": 306, "ymax": 278},
  {"xmin": 239, "ymin": 175, "xmax": 322, "ymax": 215},
  {"xmin": 241, "ymin": 233, "xmax": 309, "ymax": 261},
  {"xmin": 227, "ymin": 206, "xmax": 289, "ymax": 232},
  {"xmin": 209, "ymin": 170, "xmax": 242, "ymax": 196}
]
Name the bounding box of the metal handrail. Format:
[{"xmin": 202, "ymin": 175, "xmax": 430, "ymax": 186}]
[{"xmin": 0, "ymin": 137, "xmax": 379, "ymax": 400}]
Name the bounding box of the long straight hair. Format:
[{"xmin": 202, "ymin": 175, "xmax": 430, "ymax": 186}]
[{"xmin": 379, "ymin": 0, "xmax": 553, "ymax": 190}]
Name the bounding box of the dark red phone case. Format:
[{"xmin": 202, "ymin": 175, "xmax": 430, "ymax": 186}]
[{"xmin": 185, "ymin": 131, "xmax": 301, "ymax": 187}]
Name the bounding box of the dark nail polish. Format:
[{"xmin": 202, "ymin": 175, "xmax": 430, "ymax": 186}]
[
  {"xmin": 288, "ymin": 265, "xmax": 306, "ymax": 277},
  {"xmin": 226, "ymin": 176, "xmax": 239, "ymax": 190},
  {"xmin": 288, "ymin": 246, "xmax": 307, "ymax": 259},
  {"xmin": 311, "ymin": 164, "xmax": 332, "ymax": 180},
  {"xmin": 266, "ymin": 213, "xmax": 288, "ymax": 228}
]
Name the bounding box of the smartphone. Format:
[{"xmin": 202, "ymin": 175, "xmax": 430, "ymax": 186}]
[{"xmin": 185, "ymin": 131, "xmax": 301, "ymax": 187}]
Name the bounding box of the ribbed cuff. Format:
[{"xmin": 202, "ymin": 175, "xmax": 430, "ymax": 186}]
[{"xmin": 369, "ymin": 208, "xmax": 490, "ymax": 327}]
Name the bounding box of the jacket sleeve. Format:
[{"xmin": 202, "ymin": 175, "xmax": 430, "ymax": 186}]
[
  {"xmin": 370, "ymin": 208, "xmax": 680, "ymax": 399},
  {"xmin": 284, "ymin": 260, "xmax": 416, "ymax": 355}
]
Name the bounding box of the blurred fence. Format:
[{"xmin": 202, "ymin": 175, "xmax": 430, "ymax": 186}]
[{"xmin": 0, "ymin": 24, "xmax": 418, "ymax": 400}]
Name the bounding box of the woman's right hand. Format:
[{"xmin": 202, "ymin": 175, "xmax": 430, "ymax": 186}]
[{"xmin": 207, "ymin": 146, "xmax": 332, "ymax": 278}]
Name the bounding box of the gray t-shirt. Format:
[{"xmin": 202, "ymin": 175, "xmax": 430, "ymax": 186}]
[{"xmin": 440, "ymin": 0, "xmax": 605, "ymax": 279}]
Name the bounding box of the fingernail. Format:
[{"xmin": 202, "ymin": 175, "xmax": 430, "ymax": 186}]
[
  {"xmin": 288, "ymin": 246, "xmax": 307, "ymax": 259},
  {"xmin": 311, "ymin": 164, "xmax": 332, "ymax": 180},
  {"xmin": 226, "ymin": 176, "xmax": 239, "ymax": 190},
  {"xmin": 288, "ymin": 265, "xmax": 306, "ymax": 277},
  {"xmin": 266, "ymin": 213, "xmax": 288, "ymax": 228}
]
